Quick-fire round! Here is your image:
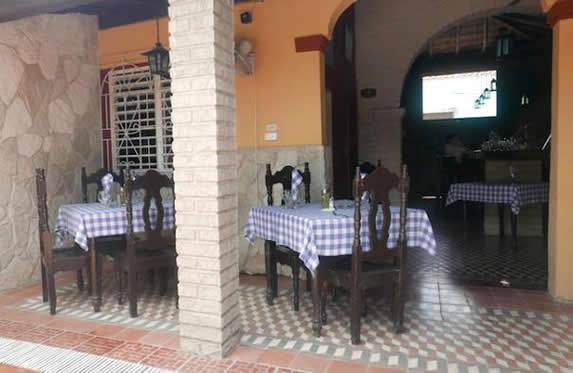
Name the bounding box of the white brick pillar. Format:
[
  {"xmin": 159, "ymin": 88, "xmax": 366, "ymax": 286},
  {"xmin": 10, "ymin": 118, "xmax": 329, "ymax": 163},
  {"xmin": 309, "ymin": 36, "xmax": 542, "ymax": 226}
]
[{"xmin": 168, "ymin": 0, "xmax": 240, "ymax": 357}]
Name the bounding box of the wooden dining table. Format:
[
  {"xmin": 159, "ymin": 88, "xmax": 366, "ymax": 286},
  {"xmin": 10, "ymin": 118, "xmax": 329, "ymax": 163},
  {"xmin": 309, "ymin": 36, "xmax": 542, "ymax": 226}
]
[
  {"xmin": 245, "ymin": 201, "xmax": 437, "ymax": 337},
  {"xmin": 55, "ymin": 201, "xmax": 175, "ymax": 312}
]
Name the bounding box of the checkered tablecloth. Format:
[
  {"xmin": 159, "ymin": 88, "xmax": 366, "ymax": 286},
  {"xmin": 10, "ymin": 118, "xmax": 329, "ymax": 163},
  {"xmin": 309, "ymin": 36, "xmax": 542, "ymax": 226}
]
[
  {"xmin": 244, "ymin": 203, "xmax": 437, "ymax": 272},
  {"xmin": 446, "ymin": 182, "xmax": 549, "ymax": 215},
  {"xmin": 55, "ymin": 202, "xmax": 175, "ymax": 250}
]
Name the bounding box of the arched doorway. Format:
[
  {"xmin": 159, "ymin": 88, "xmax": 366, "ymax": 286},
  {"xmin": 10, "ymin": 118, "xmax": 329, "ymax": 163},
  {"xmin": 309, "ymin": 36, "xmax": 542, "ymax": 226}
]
[{"xmin": 400, "ymin": 11, "xmax": 552, "ymax": 289}]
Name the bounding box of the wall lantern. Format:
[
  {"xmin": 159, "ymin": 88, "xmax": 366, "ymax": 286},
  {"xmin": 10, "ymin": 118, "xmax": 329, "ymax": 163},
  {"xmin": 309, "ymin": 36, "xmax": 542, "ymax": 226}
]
[
  {"xmin": 490, "ymin": 78, "xmax": 497, "ymax": 92},
  {"xmin": 496, "ymin": 28, "xmax": 512, "ymax": 58},
  {"xmin": 143, "ymin": 18, "xmax": 170, "ymax": 78},
  {"xmin": 483, "ymin": 88, "xmax": 491, "ymax": 99}
]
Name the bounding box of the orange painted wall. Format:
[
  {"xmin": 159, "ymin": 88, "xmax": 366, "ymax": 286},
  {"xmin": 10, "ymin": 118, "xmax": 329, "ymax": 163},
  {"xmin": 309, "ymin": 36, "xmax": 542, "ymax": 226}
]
[
  {"xmin": 98, "ymin": 0, "xmax": 353, "ymax": 147},
  {"xmin": 234, "ymin": 0, "xmax": 349, "ymax": 147},
  {"xmin": 548, "ymin": 18, "xmax": 573, "ymax": 301},
  {"xmin": 99, "ymin": 18, "xmax": 169, "ymax": 68}
]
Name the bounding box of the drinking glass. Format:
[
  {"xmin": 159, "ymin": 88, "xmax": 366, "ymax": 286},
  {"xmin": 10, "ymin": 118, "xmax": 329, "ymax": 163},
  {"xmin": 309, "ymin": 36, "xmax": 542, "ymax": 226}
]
[{"xmin": 283, "ymin": 190, "xmax": 294, "ymax": 209}]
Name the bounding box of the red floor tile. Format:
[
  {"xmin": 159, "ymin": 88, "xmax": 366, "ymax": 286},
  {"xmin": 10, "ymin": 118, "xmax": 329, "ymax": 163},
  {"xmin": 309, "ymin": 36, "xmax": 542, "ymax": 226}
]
[
  {"xmin": 111, "ymin": 327, "xmax": 150, "ymax": 342},
  {"xmin": 327, "ymin": 360, "xmax": 367, "ymax": 373},
  {"xmin": 44, "ymin": 331, "xmax": 93, "ymax": 349},
  {"xmin": 105, "ymin": 342, "xmax": 158, "ymax": 363},
  {"xmin": 17, "ymin": 326, "xmax": 62, "ymax": 344},
  {"xmin": 89, "ymin": 324, "xmax": 125, "ymax": 338},
  {"xmin": 73, "ymin": 336, "xmax": 125, "ymax": 356},
  {"xmin": 257, "ymin": 349, "xmax": 297, "ymax": 367},
  {"xmin": 228, "ymin": 345, "xmax": 265, "ymax": 362},
  {"xmin": 289, "ymin": 353, "xmax": 332, "ymax": 373},
  {"xmin": 137, "ymin": 331, "xmax": 176, "ymax": 347},
  {"xmin": 45, "ymin": 318, "xmax": 98, "ymax": 333},
  {"xmin": 0, "ymin": 364, "xmax": 35, "ymax": 373},
  {"xmin": 141, "ymin": 347, "xmax": 191, "ymax": 371}
]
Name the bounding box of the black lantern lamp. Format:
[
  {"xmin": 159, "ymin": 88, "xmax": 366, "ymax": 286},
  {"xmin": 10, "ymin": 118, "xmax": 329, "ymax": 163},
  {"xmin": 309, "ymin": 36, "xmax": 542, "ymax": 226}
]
[
  {"xmin": 483, "ymin": 88, "xmax": 491, "ymax": 99},
  {"xmin": 496, "ymin": 28, "xmax": 512, "ymax": 58},
  {"xmin": 490, "ymin": 78, "xmax": 497, "ymax": 92},
  {"xmin": 143, "ymin": 18, "xmax": 170, "ymax": 78}
]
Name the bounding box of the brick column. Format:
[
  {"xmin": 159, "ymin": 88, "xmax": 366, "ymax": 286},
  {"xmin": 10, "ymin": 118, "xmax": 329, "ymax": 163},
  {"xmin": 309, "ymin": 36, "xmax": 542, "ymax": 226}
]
[{"xmin": 168, "ymin": 0, "xmax": 240, "ymax": 357}]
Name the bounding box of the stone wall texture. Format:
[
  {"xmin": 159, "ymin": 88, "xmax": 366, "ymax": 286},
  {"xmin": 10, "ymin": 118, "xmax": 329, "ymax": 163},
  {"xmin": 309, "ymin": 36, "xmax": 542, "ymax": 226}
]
[
  {"xmin": 0, "ymin": 14, "xmax": 102, "ymax": 291},
  {"xmin": 238, "ymin": 145, "xmax": 327, "ymax": 274}
]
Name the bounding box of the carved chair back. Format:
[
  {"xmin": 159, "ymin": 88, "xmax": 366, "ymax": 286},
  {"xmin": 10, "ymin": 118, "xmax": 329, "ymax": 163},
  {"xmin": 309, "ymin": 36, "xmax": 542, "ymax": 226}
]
[
  {"xmin": 265, "ymin": 162, "xmax": 311, "ymax": 206},
  {"xmin": 352, "ymin": 164, "xmax": 409, "ymax": 269},
  {"xmin": 125, "ymin": 169, "xmax": 173, "ymax": 252},
  {"xmin": 81, "ymin": 167, "xmax": 125, "ymax": 203}
]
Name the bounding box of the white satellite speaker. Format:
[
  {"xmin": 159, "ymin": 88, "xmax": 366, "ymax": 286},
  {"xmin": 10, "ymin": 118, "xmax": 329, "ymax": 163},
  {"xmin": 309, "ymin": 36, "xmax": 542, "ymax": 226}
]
[{"xmin": 235, "ymin": 39, "xmax": 254, "ymax": 75}]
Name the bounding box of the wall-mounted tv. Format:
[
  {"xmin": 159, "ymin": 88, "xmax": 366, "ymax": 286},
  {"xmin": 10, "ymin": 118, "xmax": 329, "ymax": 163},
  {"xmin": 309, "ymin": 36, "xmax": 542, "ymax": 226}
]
[{"xmin": 422, "ymin": 70, "xmax": 497, "ymax": 120}]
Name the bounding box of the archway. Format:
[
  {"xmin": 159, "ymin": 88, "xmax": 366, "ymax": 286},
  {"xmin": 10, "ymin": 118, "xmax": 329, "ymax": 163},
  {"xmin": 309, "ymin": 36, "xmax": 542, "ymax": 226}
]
[{"xmin": 400, "ymin": 8, "xmax": 552, "ymax": 289}]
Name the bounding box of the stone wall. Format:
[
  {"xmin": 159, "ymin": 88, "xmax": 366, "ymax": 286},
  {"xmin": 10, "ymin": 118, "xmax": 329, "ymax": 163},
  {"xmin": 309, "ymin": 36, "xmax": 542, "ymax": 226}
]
[
  {"xmin": 0, "ymin": 14, "xmax": 102, "ymax": 290},
  {"xmin": 238, "ymin": 145, "xmax": 327, "ymax": 274}
]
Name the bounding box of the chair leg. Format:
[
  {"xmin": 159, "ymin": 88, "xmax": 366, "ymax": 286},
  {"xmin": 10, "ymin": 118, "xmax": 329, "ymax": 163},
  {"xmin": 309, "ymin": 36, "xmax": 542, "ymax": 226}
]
[
  {"xmin": 320, "ymin": 282, "xmax": 328, "ymax": 325},
  {"xmin": 40, "ymin": 262, "xmax": 48, "ymax": 303},
  {"xmin": 393, "ymin": 276, "xmax": 405, "ymax": 333},
  {"xmin": 76, "ymin": 270, "xmax": 84, "ymax": 291},
  {"xmin": 116, "ymin": 261, "xmax": 124, "ymax": 305},
  {"xmin": 47, "ymin": 270, "xmax": 56, "ymax": 315},
  {"xmin": 271, "ymin": 261, "xmax": 278, "ymax": 298},
  {"xmin": 292, "ymin": 259, "xmax": 300, "ymax": 311},
  {"xmin": 331, "ymin": 287, "xmax": 338, "ymax": 302},
  {"xmin": 96, "ymin": 252, "xmax": 102, "ymax": 308},
  {"xmin": 306, "ymin": 268, "xmax": 312, "ymax": 292},
  {"xmin": 86, "ymin": 262, "xmax": 92, "ymax": 296},
  {"xmin": 350, "ymin": 289, "xmax": 361, "ymax": 345},
  {"xmin": 128, "ymin": 269, "xmax": 137, "ymax": 318}
]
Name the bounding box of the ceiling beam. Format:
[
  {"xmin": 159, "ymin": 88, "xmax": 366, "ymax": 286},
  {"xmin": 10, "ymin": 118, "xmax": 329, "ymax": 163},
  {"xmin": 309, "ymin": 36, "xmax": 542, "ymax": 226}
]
[{"xmin": 491, "ymin": 16, "xmax": 533, "ymax": 40}]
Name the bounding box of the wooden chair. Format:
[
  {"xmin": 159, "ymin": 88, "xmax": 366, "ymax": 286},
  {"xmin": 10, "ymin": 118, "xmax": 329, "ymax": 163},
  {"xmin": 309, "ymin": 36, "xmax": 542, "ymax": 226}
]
[
  {"xmin": 321, "ymin": 164, "xmax": 409, "ymax": 344},
  {"xmin": 36, "ymin": 168, "xmax": 90, "ymax": 315},
  {"xmin": 117, "ymin": 169, "xmax": 177, "ymax": 317},
  {"xmin": 265, "ymin": 162, "xmax": 312, "ymax": 311},
  {"xmin": 81, "ymin": 167, "xmax": 127, "ymax": 255}
]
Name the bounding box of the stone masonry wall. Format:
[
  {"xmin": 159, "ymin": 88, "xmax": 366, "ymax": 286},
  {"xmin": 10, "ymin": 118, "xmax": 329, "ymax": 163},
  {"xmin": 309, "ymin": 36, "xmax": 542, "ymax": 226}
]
[{"xmin": 0, "ymin": 14, "xmax": 102, "ymax": 290}]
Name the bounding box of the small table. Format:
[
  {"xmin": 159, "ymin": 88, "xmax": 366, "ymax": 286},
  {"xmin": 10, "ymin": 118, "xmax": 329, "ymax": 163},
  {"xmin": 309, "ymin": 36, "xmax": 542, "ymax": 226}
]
[
  {"xmin": 244, "ymin": 202, "xmax": 437, "ymax": 337},
  {"xmin": 446, "ymin": 182, "xmax": 549, "ymax": 248},
  {"xmin": 55, "ymin": 202, "xmax": 175, "ymax": 312}
]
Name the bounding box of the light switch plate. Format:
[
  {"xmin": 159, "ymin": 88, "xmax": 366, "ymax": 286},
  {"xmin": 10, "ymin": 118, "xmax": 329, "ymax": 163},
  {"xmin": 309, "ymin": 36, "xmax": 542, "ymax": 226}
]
[
  {"xmin": 264, "ymin": 132, "xmax": 278, "ymax": 141},
  {"xmin": 265, "ymin": 123, "xmax": 278, "ymax": 132}
]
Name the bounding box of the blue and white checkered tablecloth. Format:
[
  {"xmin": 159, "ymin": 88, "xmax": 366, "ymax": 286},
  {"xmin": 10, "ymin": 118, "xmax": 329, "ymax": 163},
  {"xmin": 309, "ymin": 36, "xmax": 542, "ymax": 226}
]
[
  {"xmin": 244, "ymin": 203, "xmax": 437, "ymax": 272},
  {"xmin": 445, "ymin": 182, "xmax": 549, "ymax": 215},
  {"xmin": 55, "ymin": 202, "xmax": 175, "ymax": 251}
]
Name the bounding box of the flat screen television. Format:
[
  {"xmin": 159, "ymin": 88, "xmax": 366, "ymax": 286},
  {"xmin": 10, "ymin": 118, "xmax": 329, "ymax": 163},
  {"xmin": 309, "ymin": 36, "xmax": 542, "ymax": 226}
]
[{"xmin": 422, "ymin": 70, "xmax": 497, "ymax": 120}]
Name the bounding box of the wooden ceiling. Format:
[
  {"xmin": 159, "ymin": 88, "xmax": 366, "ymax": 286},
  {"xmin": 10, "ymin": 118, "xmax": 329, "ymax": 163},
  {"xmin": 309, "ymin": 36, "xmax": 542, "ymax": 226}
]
[{"xmin": 428, "ymin": 13, "xmax": 551, "ymax": 56}]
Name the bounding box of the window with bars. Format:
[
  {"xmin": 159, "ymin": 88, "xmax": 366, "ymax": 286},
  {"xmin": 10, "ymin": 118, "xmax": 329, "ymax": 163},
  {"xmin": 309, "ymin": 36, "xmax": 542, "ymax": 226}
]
[{"xmin": 108, "ymin": 65, "xmax": 173, "ymax": 170}]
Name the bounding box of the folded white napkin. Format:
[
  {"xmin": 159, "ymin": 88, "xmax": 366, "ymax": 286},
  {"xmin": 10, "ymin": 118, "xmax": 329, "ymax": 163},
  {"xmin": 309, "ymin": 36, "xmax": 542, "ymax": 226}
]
[
  {"xmin": 291, "ymin": 168, "xmax": 303, "ymax": 202},
  {"xmin": 360, "ymin": 173, "xmax": 369, "ymax": 204},
  {"xmin": 100, "ymin": 173, "xmax": 113, "ymax": 203}
]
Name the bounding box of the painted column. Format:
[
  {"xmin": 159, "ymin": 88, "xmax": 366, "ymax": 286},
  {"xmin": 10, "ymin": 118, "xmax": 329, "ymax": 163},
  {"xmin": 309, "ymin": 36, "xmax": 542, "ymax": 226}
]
[
  {"xmin": 547, "ymin": 0, "xmax": 573, "ymax": 301},
  {"xmin": 168, "ymin": 0, "xmax": 241, "ymax": 357}
]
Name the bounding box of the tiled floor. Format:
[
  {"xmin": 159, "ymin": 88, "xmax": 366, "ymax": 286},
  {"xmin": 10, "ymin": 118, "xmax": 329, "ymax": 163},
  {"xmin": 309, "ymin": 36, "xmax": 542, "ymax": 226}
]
[
  {"xmin": 0, "ymin": 274, "xmax": 309, "ymax": 373},
  {"xmin": 1, "ymin": 271, "xmax": 572, "ymax": 372}
]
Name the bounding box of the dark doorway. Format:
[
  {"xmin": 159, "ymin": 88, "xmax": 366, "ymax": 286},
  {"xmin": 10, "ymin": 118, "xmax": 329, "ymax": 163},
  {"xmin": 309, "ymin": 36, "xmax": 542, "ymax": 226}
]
[{"xmin": 326, "ymin": 5, "xmax": 358, "ymax": 200}]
